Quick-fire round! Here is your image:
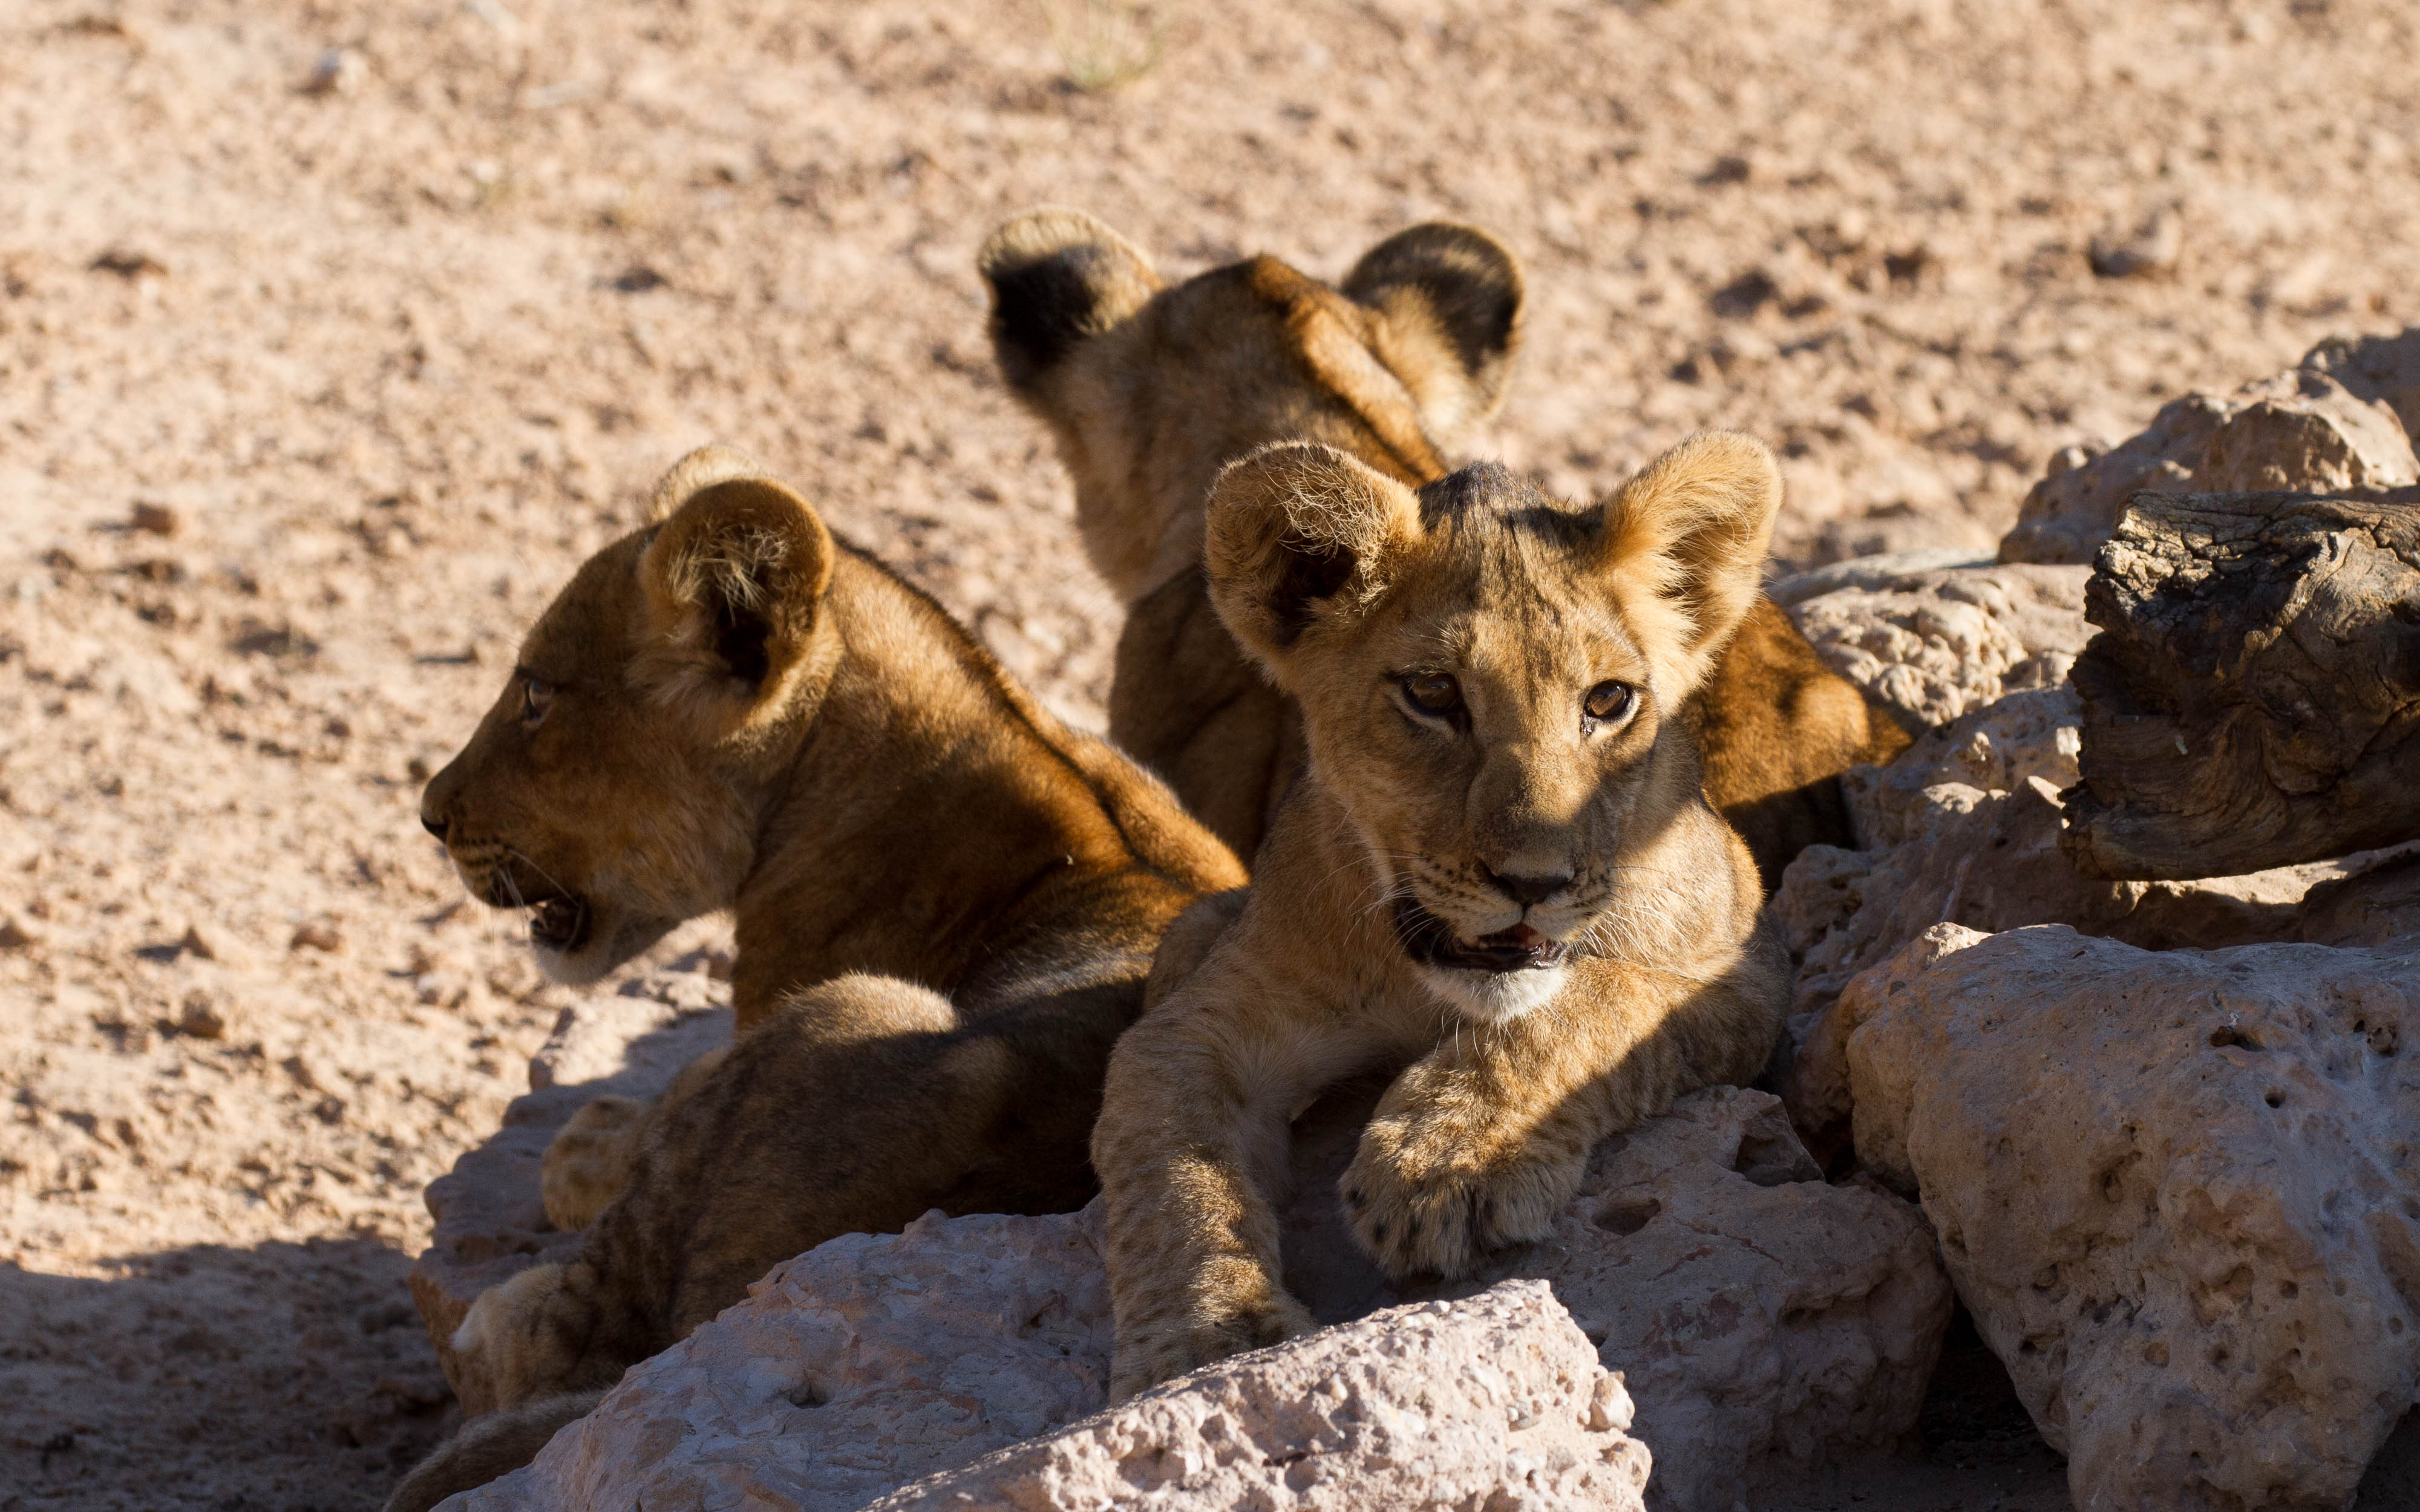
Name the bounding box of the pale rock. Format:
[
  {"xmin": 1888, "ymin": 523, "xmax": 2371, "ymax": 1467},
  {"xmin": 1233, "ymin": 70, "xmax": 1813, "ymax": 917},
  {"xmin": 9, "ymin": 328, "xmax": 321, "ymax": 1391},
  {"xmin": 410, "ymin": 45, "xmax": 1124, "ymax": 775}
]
[
  {"xmin": 434, "ymin": 1086, "xmax": 1944, "ymax": 1512},
  {"xmin": 1774, "ymin": 775, "xmax": 2333, "ymax": 1026},
  {"xmin": 1842, "ymin": 686, "xmax": 2084, "ymax": 848},
  {"xmin": 2088, "ymin": 208, "xmax": 2182, "ymax": 280},
  {"xmin": 176, "ymin": 986, "xmax": 234, "ymax": 1040},
  {"xmin": 2298, "ymin": 846, "xmax": 2420, "ymax": 948},
  {"xmin": 2300, "ymin": 325, "xmax": 2420, "ymax": 439},
  {"xmin": 1846, "ymin": 924, "xmax": 2420, "ymax": 1512},
  {"xmin": 2000, "ymin": 360, "xmax": 2419, "ymax": 566},
  {"xmin": 866, "ymin": 1282, "xmax": 1650, "ymax": 1512},
  {"xmin": 305, "ymin": 46, "xmax": 368, "ymax": 96},
  {"xmin": 447, "ymin": 1207, "xmax": 1116, "ymax": 1512},
  {"xmin": 129, "ymin": 500, "xmax": 182, "ymax": 536},
  {"xmin": 408, "ymin": 966, "xmax": 733, "ymax": 1412},
  {"xmin": 1777, "ymin": 924, "xmax": 1987, "ymax": 1170},
  {"xmin": 1279, "ymin": 1083, "xmax": 1951, "ymax": 1512},
  {"xmin": 1784, "ymin": 562, "xmax": 2090, "ymax": 729},
  {"xmin": 1998, "ymin": 393, "xmax": 2232, "ymax": 567},
  {"xmin": 2202, "ymin": 369, "xmax": 2419, "ymax": 495}
]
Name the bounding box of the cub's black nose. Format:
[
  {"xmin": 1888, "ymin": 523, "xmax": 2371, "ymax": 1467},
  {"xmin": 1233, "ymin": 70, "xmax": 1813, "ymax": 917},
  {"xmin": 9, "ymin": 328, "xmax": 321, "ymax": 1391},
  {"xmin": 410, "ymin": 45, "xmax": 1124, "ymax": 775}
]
[{"xmin": 1484, "ymin": 868, "xmax": 1571, "ymax": 907}]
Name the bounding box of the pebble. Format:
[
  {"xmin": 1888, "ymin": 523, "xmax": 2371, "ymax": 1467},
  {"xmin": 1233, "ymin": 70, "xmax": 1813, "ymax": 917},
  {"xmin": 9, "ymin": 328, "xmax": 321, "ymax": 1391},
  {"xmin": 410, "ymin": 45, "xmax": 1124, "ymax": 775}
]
[{"xmin": 130, "ymin": 501, "xmax": 182, "ymax": 536}]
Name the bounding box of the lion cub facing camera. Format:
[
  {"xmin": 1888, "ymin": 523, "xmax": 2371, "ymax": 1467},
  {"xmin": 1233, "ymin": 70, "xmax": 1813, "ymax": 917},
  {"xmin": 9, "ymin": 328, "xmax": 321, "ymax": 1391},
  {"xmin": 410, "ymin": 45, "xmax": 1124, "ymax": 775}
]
[{"xmin": 1091, "ymin": 435, "xmax": 1791, "ymax": 1400}]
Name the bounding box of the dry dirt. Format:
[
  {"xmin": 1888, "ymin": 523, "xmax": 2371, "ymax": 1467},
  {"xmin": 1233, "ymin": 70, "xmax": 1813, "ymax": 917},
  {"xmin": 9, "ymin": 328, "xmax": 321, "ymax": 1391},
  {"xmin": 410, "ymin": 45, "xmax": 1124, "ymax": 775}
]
[{"xmin": 5, "ymin": 1, "xmax": 2419, "ymax": 1508}]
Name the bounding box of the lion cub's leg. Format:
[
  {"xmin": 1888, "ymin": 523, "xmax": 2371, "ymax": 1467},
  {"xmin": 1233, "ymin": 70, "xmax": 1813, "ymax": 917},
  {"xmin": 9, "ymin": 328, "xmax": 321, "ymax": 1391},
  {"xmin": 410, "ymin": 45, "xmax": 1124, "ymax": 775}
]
[
  {"xmin": 539, "ymin": 1048, "xmax": 731, "ymax": 1231},
  {"xmin": 1092, "ymin": 959, "xmax": 1354, "ymax": 1401},
  {"xmin": 1142, "ymin": 888, "xmax": 1248, "ymax": 1012},
  {"xmin": 454, "ymin": 971, "xmax": 1117, "ymax": 1418},
  {"xmin": 1341, "ymin": 955, "xmax": 1785, "ymax": 1280}
]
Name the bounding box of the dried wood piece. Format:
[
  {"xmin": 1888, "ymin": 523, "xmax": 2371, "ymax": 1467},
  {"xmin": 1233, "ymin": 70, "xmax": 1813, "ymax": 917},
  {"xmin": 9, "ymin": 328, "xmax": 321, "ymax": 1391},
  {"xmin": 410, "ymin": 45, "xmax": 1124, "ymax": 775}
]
[{"xmin": 2062, "ymin": 489, "xmax": 2420, "ymax": 879}]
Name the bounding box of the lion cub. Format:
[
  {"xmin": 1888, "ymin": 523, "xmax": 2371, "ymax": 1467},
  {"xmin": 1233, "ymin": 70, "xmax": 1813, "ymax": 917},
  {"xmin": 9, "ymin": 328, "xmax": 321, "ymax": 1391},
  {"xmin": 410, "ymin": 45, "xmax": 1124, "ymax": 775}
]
[
  {"xmin": 1091, "ymin": 435, "xmax": 1791, "ymax": 1400},
  {"xmin": 979, "ymin": 209, "xmax": 1908, "ymax": 885},
  {"xmin": 392, "ymin": 448, "xmax": 1243, "ymax": 1510}
]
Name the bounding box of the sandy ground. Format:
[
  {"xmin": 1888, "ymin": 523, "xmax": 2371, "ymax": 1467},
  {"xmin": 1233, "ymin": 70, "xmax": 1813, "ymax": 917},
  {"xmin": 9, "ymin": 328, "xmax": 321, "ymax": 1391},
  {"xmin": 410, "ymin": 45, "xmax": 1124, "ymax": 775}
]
[{"xmin": 5, "ymin": 0, "xmax": 2420, "ymax": 1507}]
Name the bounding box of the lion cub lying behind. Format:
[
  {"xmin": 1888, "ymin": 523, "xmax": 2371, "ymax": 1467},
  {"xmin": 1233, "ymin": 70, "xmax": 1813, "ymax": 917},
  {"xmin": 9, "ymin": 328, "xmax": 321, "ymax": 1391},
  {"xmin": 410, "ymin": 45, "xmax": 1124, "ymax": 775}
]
[
  {"xmin": 979, "ymin": 208, "xmax": 1909, "ymax": 886},
  {"xmin": 390, "ymin": 448, "xmax": 1243, "ymax": 1510},
  {"xmin": 1092, "ymin": 435, "xmax": 1791, "ymax": 1399}
]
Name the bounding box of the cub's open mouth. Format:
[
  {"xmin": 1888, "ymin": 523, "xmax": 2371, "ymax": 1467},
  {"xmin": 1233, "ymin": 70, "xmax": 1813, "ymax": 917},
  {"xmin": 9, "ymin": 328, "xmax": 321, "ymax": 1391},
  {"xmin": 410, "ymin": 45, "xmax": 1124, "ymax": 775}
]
[
  {"xmin": 1392, "ymin": 898, "xmax": 1569, "ymax": 974},
  {"xmin": 529, "ymin": 894, "xmax": 592, "ymax": 954}
]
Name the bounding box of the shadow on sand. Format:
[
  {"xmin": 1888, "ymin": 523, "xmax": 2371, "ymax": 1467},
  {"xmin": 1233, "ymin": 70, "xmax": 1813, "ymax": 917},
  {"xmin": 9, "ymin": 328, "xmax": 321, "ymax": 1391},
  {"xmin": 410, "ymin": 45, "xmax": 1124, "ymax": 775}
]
[{"xmin": 1, "ymin": 1235, "xmax": 455, "ymax": 1512}]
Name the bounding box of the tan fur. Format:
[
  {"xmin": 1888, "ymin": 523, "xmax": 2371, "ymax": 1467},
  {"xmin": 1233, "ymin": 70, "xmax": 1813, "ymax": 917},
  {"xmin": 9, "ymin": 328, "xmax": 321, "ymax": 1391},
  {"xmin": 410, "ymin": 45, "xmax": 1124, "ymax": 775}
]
[
  {"xmin": 397, "ymin": 448, "xmax": 1243, "ymax": 1505},
  {"xmin": 1089, "ymin": 437, "xmax": 1792, "ymax": 1400},
  {"xmin": 980, "ymin": 210, "xmax": 1908, "ymax": 884},
  {"xmin": 537, "ymin": 1043, "xmax": 728, "ymax": 1232}
]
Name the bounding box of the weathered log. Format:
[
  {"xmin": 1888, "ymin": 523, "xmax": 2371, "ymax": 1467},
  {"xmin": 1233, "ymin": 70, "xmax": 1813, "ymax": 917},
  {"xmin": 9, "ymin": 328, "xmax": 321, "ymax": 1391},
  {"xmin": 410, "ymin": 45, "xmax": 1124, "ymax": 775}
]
[{"xmin": 2062, "ymin": 489, "xmax": 2420, "ymax": 880}]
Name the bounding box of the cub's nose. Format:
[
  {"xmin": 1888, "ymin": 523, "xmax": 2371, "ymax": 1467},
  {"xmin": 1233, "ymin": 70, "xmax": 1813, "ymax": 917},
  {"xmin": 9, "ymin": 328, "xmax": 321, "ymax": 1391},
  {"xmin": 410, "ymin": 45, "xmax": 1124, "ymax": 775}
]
[
  {"xmin": 420, "ymin": 812, "xmax": 450, "ymax": 841},
  {"xmin": 1483, "ymin": 868, "xmax": 1571, "ymax": 908}
]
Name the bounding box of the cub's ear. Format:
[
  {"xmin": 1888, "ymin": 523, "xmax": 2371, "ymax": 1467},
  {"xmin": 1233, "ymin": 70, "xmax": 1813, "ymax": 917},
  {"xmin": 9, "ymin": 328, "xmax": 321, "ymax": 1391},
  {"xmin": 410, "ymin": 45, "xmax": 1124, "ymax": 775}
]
[
  {"xmin": 635, "ymin": 447, "xmax": 834, "ymax": 729},
  {"xmin": 1342, "ymin": 223, "xmax": 1523, "ymax": 443},
  {"xmin": 1595, "ymin": 431, "xmax": 1782, "ymax": 694},
  {"xmin": 979, "ymin": 207, "xmax": 1163, "ymax": 394},
  {"xmin": 1205, "ymin": 442, "xmax": 1424, "ymax": 680}
]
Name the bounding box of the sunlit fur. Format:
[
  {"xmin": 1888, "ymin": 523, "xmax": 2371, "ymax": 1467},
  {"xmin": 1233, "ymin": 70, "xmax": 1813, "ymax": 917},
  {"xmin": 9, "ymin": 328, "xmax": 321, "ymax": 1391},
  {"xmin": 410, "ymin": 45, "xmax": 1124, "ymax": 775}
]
[
  {"xmin": 980, "ymin": 208, "xmax": 1908, "ymax": 882},
  {"xmin": 1089, "ymin": 438, "xmax": 1791, "ymax": 1402},
  {"xmin": 397, "ymin": 448, "xmax": 1244, "ymax": 1512}
]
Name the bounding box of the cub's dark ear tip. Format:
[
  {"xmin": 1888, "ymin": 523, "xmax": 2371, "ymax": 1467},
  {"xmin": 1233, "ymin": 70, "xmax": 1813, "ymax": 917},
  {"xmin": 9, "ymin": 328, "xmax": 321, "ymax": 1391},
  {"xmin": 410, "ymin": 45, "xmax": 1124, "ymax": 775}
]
[
  {"xmin": 978, "ymin": 208, "xmax": 1160, "ymax": 390},
  {"xmin": 983, "ymin": 246, "xmax": 1114, "ymax": 389},
  {"xmin": 1342, "ymin": 223, "xmax": 1525, "ymax": 370}
]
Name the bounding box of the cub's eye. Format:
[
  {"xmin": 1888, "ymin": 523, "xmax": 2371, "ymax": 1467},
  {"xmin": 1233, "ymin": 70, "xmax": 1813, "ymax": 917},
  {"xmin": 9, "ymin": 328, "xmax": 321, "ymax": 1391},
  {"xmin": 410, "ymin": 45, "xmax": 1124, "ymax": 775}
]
[
  {"xmin": 1401, "ymin": 672, "xmax": 1463, "ymax": 717},
  {"xmin": 520, "ymin": 677, "xmax": 556, "ymax": 728},
  {"xmin": 1584, "ymin": 680, "xmax": 1635, "ymax": 724}
]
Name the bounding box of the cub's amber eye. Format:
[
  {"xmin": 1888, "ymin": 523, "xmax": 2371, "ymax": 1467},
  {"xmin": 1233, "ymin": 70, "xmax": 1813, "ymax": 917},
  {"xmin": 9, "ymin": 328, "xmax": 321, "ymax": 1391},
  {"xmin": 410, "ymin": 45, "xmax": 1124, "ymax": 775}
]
[
  {"xmin": 1584, "ymin": 680, "xmax": 1635, "ymax": 723},
  {"xmin": 1402, "ymin": 672, "xmax": 1463, "ymax": 716},
  {"xmin": 520, "ymin": 677, "xmax": 556, "ymax": 728}
]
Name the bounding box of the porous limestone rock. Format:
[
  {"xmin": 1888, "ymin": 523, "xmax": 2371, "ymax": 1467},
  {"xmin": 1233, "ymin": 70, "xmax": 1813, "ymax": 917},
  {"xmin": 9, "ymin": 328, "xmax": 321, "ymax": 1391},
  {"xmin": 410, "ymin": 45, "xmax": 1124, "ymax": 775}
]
[
  {"xmin": 1275, "ymin": 1083, "xmax": 1951, "ymax": 1512},
  {"xmin": 409, "ymin": 960, "xmax": 733, "ymax": 1412},
  {"xmin": 1779, "ymin": 924, "xmax": 1988, "ymax": 1170},
  {"xmin": 1774, "ymin": 774, "xmax": 2338, "ymax": 1026},
  {"xmin": 1845, "ymin": 924, "xmax": 2420, "ymax": 1512},
  {"xmin": 2000, "ymin": 357, "xmax": 2419, "ymax": 566},
  {"xmin": 2301, "ymin": 325, "xmax": 2420, "ymax": 440},
  {"xmin": 865, "ymin": 1282, "xmax": 1651, "ymax": 1512},
  {"xmin": 1840, "ymin": 686, "xmax": 2082, "ymax": 848},
  {"xmin": 1782, "ymin": 562, "xmax": 2090, "ymax": 730},
  {"xmin": 436, "ymin": 1086, "xmax": 1947, "ymax": 1512},
  {"xmin": 448, "ymin": 1207, "xmax": 1115, "ymax": 1511},
  {"xmin": 2300, "ymin": 848, "xmax": 2420, "ymax": 948}
]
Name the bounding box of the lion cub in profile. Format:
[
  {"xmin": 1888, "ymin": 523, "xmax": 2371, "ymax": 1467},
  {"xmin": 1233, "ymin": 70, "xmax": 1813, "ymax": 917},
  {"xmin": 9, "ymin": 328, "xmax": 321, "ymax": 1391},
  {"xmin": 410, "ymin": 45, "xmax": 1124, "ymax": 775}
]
[
  {"xmin": 390, "ymin": 448, "xmax": 1242, "ymax": 1511},
  {"xmin": 1091, "ymin": 435, "xmax": 1791, "ymax": 1399}
]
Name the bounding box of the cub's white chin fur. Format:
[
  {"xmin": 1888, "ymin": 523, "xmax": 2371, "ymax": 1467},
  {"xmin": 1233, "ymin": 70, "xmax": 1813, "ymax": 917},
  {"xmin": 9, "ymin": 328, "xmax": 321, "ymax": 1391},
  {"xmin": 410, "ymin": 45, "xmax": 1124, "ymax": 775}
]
[
  {"xmin": 534, "ymin": 942, "xmax": 610, "ymax": 988},
  {"xmin": 1421, "ymin": 962, "xmax": 1569, "ymax": 1025},
  {"xmin": 533, "ymin": 911, "xmax": 676, "ymax": 988}
]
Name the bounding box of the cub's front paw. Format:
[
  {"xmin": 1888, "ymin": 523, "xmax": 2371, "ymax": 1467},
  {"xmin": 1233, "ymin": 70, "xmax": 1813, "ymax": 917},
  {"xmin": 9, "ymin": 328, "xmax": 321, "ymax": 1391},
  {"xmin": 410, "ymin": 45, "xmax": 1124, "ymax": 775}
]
[
  {"xmin": 540, "ymin": 1093, "xmax": 650, "ymax": 1231},
  {"xmin": 1339, "ymin": 1109, "xmax": 1584, "ymax": 1279},
  {"xmin": 1108, "ymin": 1291, "xmax": 1316, "ymax": 1403}
]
